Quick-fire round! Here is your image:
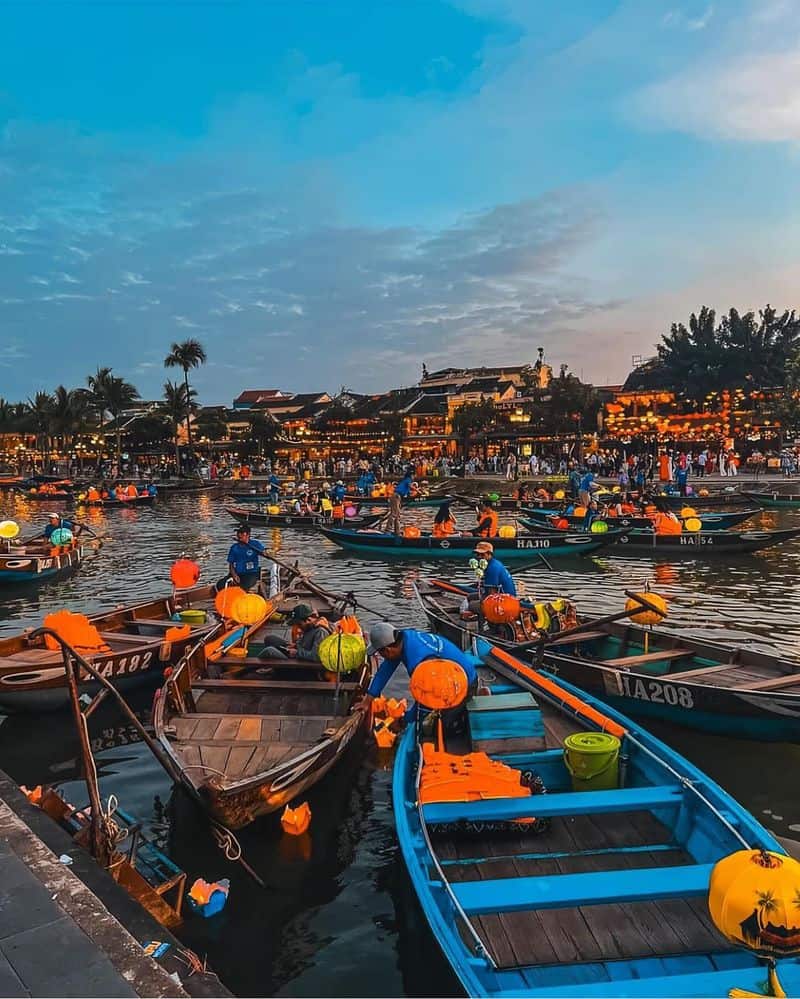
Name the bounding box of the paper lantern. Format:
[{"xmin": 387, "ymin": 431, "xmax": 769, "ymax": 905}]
[
  {"xmin": 684, "ymin": 517, "xmax": 702, "ymax": 532},
  {"xmin": 49, "ymin": 528, "xmax": 73, "ymax": 546},
  {"xmin": 318, "ymin": 632, "xmax": 367, "ymax": 672},
  {"xmin": 699, "ymin": 488, "xmax": 710, "ymax": 497},
  {"xmin": 267, "ymin": 505, "xmax": 280, "ymax": 515},
  {"xmin": 403, "ymin": 525, "xmax": 421, "ymax": 538},
  {"xmin": 573, "ymin": 506, "xmax": 586, "ymax": 517},
  {"xmin": 555, "ymin": 517, "xmax": 570, "ymax": 530},
  {"xmin": 0, "ymin": 521, "xmax": 19, "ymax": 539},
  {"xmin": 410, "ymin": 658, "xmax": 469, "ymax": 711},
  {"xmin": 625, "ymin": 592, "xmax": 668, "ymax": 626},
  {"xmin": 554, "ymin": 490, "xmax": 565, "ymax": 500},
  {"xmin": 230, "ymin": 593, "xmax": 271, "ymax": 626},
  {"xmin": 481, "ymin": 592, "xmax": 521, "ymax": 624},
  {"xmin": 680, "ymin": 506, "xmax": 697, "ymax": 518},
  {"xmin": 498, "ymin": 524, "xmax": 516, "ymax": 538},
  {"xmin": 281, "ymin": 802, "xmax": 311, "ymax": 836},
  {"xmin": 590, "ymin": 520, "xmax": 608, "ymax": 534},
  {"xmin": 344, "ymin": 505, "xmax": 357, "ymax": 517},
  {"xmin": 215, "ymin": 585, "xmax": 246, "ymax": 617},
  {"xmin": 170, "ymin": 559, "xmax": 201, "ymax": 589}
]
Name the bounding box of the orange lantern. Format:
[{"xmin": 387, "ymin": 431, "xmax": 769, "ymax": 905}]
[
  {"xmin": 281, "ymin": 802, "xmax": 311, "ymax": 836},
  {"xmin": 481, "ymin": 593, "xmax": 521, "ymax": 624},
  {"xmin": 214, "ymin": 585, "xmax": 245, "ymax": 617},
  {"xmin": 170, "ymin": 559, "xmax": 200, "ymax": 589},
  {"xmin": 335, "ymin": 614, "xmax": 362, "ymax": 636},
  {"xmin": 373, "ymin": 720, "xmax": 397, "ymax": 748},
  {"xmin": 403, "ymin": 525, "xmax": 421, "ymax": 539},
  {"xmin": 410, "ymin": 658, "xmax": 469, "ymax": 711},
  {"xmin": 555, "ymin": 517, "xmax": 570, "ymax": 530}
]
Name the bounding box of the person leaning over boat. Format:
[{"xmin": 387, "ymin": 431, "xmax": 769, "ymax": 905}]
[
  {"xmin": 221, "ymin": 524, "xmax": 270, "ymax": 594},
  {"xmin": 259, "ymin": 604, "xmax": 332, "ymax": 662},
  {"xmin": 362, "ymin": 622, "xmax": 477, "ymax": 727}
]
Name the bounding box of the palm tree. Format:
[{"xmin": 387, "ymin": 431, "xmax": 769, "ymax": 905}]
[
  {"xmin": 103, "ymin": 377, "xmax": 140, "ymax": 472},
  {"xmin": 86, "ymin": 366, "xmax": 113, "ymax": 430},
  {"xmin": 27, "ymin": 391, "xmax": 54, "ymax": 467},
  {"xmin": 164, "ymin": 339, "xmax": 206, "ymax": 448},
  {"xmin": 161, "ymin": 381, "xmax": 195, "ymax": 473}
]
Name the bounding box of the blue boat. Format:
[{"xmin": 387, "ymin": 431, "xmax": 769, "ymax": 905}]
[
  {"xmin": 521, "ymin": 506, "xmax": 762, "ymax": 532},
  {"xmin": 0, "ymin": 542, "xmax": 88, "ymax": 586},
  {"xmin": 394, "ymin": 641, "xmax": 800, "ymax": 997},
  {"xmin": 319, "ymin": 526, "xmax": 626, "ymax": 559}
]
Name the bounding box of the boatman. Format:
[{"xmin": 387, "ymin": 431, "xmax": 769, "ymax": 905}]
[
  {"xmin": 43, "ymin": 512, "xmax": 81, "ymax": 541},
  {"xmin": 259, "ymin": 604, "xmax": 332, "ymax": 663},
  {"xmin": 221, "ymin": 524, "xmax": 270, "ymax": 594},
  {"xmin": 363, "ymin": 622, "xmax": 477, "ymax": 727},
  {"xmin": 393, "ymin": 470, "xmax": 415, "ymax": 503},
  {"xmin": 473, "ymin": 540, "xmax": 516, "ymax": 596}
]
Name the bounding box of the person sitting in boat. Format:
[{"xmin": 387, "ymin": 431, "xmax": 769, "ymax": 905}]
[
  {"xmin": 43, "ymin": 512, "xmax": 81, "ymax": 542},
  {"xmin": 331, "ymin": 480, "xmax": 347, "ymax": 504},
  {"xmin": 356, "ymin": 470, "xmax": 375, "ymax": 496},
  {"xmin": 259, "ymin": 604, "xmax": 332, "ymax": 663},
  {"xmin": 223, "ymin": 525, "xmax": 269, "ymax": 592},
  {"xmin": 432, "ymin": 501, "xmax": 457, "ymax": 538},
  {"xmin": 86, "ymin": 486, "xmax": 101, "ymax": 502},
  {"xmin": 125, "ymin": 483, "xmax": 138, "ymax": 500},
  {"xmin": 653, "ymin": 509, "xmax": 682, "ymax": 535},
  {"xmin": 146, "ymin": 482, "xmax": 158, "ymax": 497},
  {"xmin": 363, "ymin": 622, "xmax": 477, "ymax": 727},
  {"xmin": 513, "ymin": 483, "xmax": 530, "ymax": 503},
  {"xmin": 473, "ymin": 541, "xmax": 516, "ymax": 596},
  {"xmin": 534, "ymin": 486, "xmax": 551, "ymax": 501},
  {"xmin": 582, "ymin": 499, "xmax": 600, "ymax": 530},
  {"xmin": 472, "ymin": 500, "xmax": 499, "ymax": 538}
]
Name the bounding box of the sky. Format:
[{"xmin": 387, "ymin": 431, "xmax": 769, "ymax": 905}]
[{"xmin": 2, "ymin": 0, "xmax": 800, "ymax": 404}]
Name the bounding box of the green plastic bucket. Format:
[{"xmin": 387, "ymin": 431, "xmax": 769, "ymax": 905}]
[
  {"xmin": 563, "ymin": 732, "xmax": 620, "ymax": 792},
  {"xmin": 179, "ymin": 609, "xmax": 207, "ymax": 625}
]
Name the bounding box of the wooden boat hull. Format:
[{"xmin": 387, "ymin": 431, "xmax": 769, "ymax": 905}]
[
  {"xmin": 16, "ymin": 490, "xmax": 73, "ymax": 502},
  {"xmin": 225, "ymin": 506, "xmax": 384, "ymax": 529},
  {"xmin": 660, "ymin": 491, "xmax": 750, "ymax": 508},
  {"xmin": 741, "ymin": 490, "xmax": 800, "ymax": 508},
  {"xmin": 394, "ymin": 642, "xmax": 800, "ymax": 997},
  {"xmin": 521, "ymin": 507, "xmax": 761, "ymax": 531},
  {"xmin": 0, "ymin": 544, "xmax": 87, "ymax": 586},
  {"xmin": 416, "ymin": 582, "xmax": 800, "ymax": 741},
  {"xmin": 76, "ymin": 494, "xmax": 156, "ymax": 508},
  {"xmin": 344, "ymin": 494, "xmax": 453, "ymax": 509},
  {"xmin": 319, "ymin": 527, "xmax": 622, "ymax": 558}
]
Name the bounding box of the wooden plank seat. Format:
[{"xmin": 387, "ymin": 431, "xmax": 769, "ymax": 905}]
[
  {"xmin": 452, "ymin": 863, "xmax": 714, "ymax": 915},
  {"xmin": 546, "ymin": 630, "xmax": 608, "ymax": 647},
  {"xmin": 217, "ymin": 656, "xmax": 323, "ymax": 670},
  {"xmin": 603, "ymin": 649, "xmax": 693, "ymax": 668},
  {"xmin": 167, "ymin": 712, "xmax": 336, "ymax": 747},
  {"xmin": 191, "ymin": 678, "xmax": 360, "ymax": 693},
  {"xmin": 132, "ymin": 618, "xmax": 211, "ymax": 630},
  {"xmin": 99, "ymin": 631, "xmax": 160, "ymax": 645},
  {"xmin": 731, "ymin": 672, "xmax": 800, "ymax": 691},
  {"xmin": 423, "ymin": 785, "xmax": 684, "ymax": 826}
]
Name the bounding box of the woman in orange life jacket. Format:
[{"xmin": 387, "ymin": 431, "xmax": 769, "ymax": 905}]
[
  {"xmin": 431, "ymin": 501, "xmax": 457, "ymax": 538},
  {"xmin": 472, "ymin": 501, "xmax": 499, "ymax": 538}
]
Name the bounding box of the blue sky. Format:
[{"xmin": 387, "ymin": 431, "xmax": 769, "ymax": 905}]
[{"xmin": 2, "ymin": 0, "xmax": 799, "ymax": 403}]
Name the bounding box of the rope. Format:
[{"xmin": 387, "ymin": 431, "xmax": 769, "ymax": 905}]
[{"xmin": 211, "ymin": 824, "xmax": 242, "ymax": 862}]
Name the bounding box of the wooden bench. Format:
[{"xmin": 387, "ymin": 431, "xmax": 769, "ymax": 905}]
[
  {"xmin": 603, "ymin": 649, "xmax": 693, "ymax": 668},
  {"xmin": 192, "ymin": 678, "xmax": 360, "ymax": 693},
  {"xmin": 731, "ymin": 673, "xmax": 800, "ymax": 691}
]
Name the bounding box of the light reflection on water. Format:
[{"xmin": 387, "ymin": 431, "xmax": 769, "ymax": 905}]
[{"xmin": 0, "ymin": 493, "xmax": 798, "ymax": 995}]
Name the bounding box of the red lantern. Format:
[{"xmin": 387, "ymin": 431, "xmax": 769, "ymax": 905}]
[
  {"xmin": 170, "ymin": 559, "xmax": 201, "ymax": 589},
  {"xmin": 481, "ymin": 593, "xmax": 521, "ymax": 624},
  {"xmin": 555, "ymin": 517, "xmax": 570, "ymax": 530}
]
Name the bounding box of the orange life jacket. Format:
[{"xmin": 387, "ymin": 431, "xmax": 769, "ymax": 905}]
[
  {"xmin": 654, "ymin": 512, "xmax": 682, "ymax": 536},
  {"xmin": 477, "ymin": 509, "xmax": 499, "ymax": 538},
  {"xmin": 432, "ymin": 519, "xmax": 456, "ymax": 538}
]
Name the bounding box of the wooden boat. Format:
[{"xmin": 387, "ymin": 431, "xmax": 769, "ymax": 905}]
[
  {"xmin": 0, "ymin": 539, "xmax": 89, "ymax": 587},
  {"xmin": 76, "ymin": 493, "xmax": 156, "ymax": 509},
  {"xmin": 319, "ymin": 526, "xmax": 627, "ymax": 559},
  {"xmin": 453, "ymin": 493, "xmax": 556, "ymax": 511},
  {"xmin": 416, "ymin": 580, "xmax": 800, "ymax": 741},
  {"xmin": 0, "ymin": 584, "xmax": 220, "ymax": 710},
  {"xmin": 344, "ymin": 494, "xmax": 454, "ymax": 509},
  {"xmin": 225, "ymin": 505, "xmax": 384, "ymax": 529},
  {"xmin": 16, "ymin": 488, "xmax": 73, "ymax": 502},
  {"xmin": 518, "ymin": 518, "xmax": 800, "ymax": 555},
  {"xmin": 659, "ymin": 490, "xmax": 750, "ymax": 509},
  {"xmin": 741, "ymin": 489, "xmax": 800, "ymax": 508},
  {"xmin": 521, "ymin": 507, "xmax": 761, "ymax": 532},
  {"xmin": 395, "ymin": 640, "xmax": 800, "ymax": 998},
  {"xmin": 153, "ymin": 577, "xmax": 373, "ymax": 829}
]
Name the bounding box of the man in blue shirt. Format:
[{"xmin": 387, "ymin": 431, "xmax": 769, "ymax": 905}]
[
  {"xmin": 473, "ymin": 540, "xmax": 516, "ymax": 596},
  {"xmin": 331, "ymin": 480, "xmax": 347, "ymax": 503},
  {"xmin": 223, "ymin": 525, "xmax": 268, "ymax": 592},
  {"xmin": 364, "ymin": 622, "xmax": 477, "ymax": 725},
  {"xmin": 267, "ymin": 473, "xmax": 281, "ymax": 505},
  {"xmin": 43, "ymin": 512, "xmax": 80, "ymax": 542},
  {"xmin": 393, "ymin": 471, "xmax": 414, "ymax": 501}
]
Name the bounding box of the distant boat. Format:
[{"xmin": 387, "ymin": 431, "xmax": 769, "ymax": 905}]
[{"xmin": 741, "ymin": 490, "xmax": 800, "ymax": 508}]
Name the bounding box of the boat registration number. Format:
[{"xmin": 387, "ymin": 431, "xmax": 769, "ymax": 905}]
[
  {"xmin": 618, "ymin": 673, "xmax": 694, "ymax": 708},
  {"xmin": 515, "ymin": 539, "xmax": 551, "ymax": 549},
  {"xmin": 679, "ymin": 536, "xmax": 714, "ymax": 545},
  {"xmin": 98, "ymin": 651, "xmax": 153, "ymax": 677}
]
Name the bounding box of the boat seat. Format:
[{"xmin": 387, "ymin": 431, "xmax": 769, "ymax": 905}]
[
  {"xmin": 546, "ymin": 630, "xmax": 607, "ymax": 647},
  {"xmin": 453, "ymin": 862, "xmax": 713, "ymax": 915},
  {"xmin": 422, "ymin": 784, "xmax": 684, "ymax": 825},
  {"xmin": 467, "ymin": 691, "xmax": 544, "ymax": 753},
  {"xmin": 731, "ymin": 673, "xmax": 800, "ymax": 691},
  {"xmin": 99, "ymin": 631, "xmax": 159, "ymax": 644},
  {"xmin": 132, "ymin": 618, "xmax": 202, "ymax": 629},
  {"xmin": 603, "ymin": 649, "xmax": 693, "ymax": 668},
  {"xmin": 192, "ymin": 678, "xmax": 361, "ymax": 693}
]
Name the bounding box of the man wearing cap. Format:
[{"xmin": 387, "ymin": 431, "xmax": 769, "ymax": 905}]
[
  {"xmin": 223, "ymin": 524, "xmax": 269, "ymax": 593},
  {"xmin": 363, "ymin": 623, "xmax": 477, "ymax": 724},
  {"xmin": 259, "ymin": 604, "xmax": 332, "ymax": 662},
  {"xmin": 42, "ymin": 512, "xmax": 80, "ymax": 542},
  {"xmin": 473, "ymin": 540, "xmax": 516, "ymax": 596}
]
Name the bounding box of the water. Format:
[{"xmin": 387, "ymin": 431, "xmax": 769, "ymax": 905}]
[{"xmin": 0, "ymin": 493, "xmax": 799, "ymax": 996}]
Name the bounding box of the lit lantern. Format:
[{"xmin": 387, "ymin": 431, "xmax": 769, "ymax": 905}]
[
  {"xmin": 403, "ymin": 525, "xmax": 421, "ymax": 538},
  {"xmin": 590, "ymin": 520, "xmax": 609, "ymax": 534},
  {"xmin": 680, "ymin": 506, "xmax": 697, "ymax": 518},
  {"xmin": 498, "ymin": 525, "xmax": 516, "ymax": 538},
  {"xmin": 214, "ymin": 585, "xmax": 246, "ymax": 617},
  {"xmin": 0, "ymin": 520, "xmax": 20, "ymax": 539},
  {"xmin": 318, "ymin": 632, "xmax": 367, "ymax": 673},
  {"xmin": 625, "ymin": 592, "xmax": 667, "ymax": 626},
  {"xmin": 281, "ymin": 802, "xmax": 312, "ymax": 836},
  {"xmin": 481, "ymin": 593, "xmax": 521, "ymax": 624},
  {"xmin": 230, "ymin": 593, "xmax": 271, "ymax": 626},
  {"xmin": 170, "ymin": 559, "xmax": 201, "ymax": 589},
  {"xmin": 49, "ymin": 527, "xmax": 73, "ymax": 546},
  {"xmin": 410, "ymin": 659, "xmax": 470, "ymax": 710},
  {"xmin": 684, "ymin": 517, "xmax": 702, "ymax": 532}
]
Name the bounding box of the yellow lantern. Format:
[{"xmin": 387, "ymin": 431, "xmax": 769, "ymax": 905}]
[
  {"xmin": 318, "ymin": 632, "xmax": 366, "ymax": 672},
  {"xmin": 0, "ymin": 520, "xmax": 20, "ymax": 540},
  {"xmin": 230, "ymin": 593, "xmax": 272, "ymax": 626},
  {"xmin": 680, "ymin": 506, "xmax": 697, "ymax": 518},
  {"xmin": 554, "ymin": 489, "xmax": 565, "ymax": 500},
  {"xmin": 625, "ymin": 592, "xmax": 667, "ymax": 626},
  {"xmin": 267, "ymin": 505, "xmax": 280, "ymax": 515},
  {"xmin": 708, "ymin": 849, "xmax": 800, "ymax": 997},
  {"xmin": 409, "ymin": 659, "xmax": 469, "ymax": 710},
  {"xmin": 684, "ymin": 517, "xmax": 702, "ymax": 532},
  {"xmin": 498, "ymin": 524, "xmax": 516, "ymax": 539}
]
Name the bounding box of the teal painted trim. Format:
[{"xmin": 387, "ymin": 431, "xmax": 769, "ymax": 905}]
[{"xmin": 440, "ymin": 841, "xmax": 678, "ymax": 867}]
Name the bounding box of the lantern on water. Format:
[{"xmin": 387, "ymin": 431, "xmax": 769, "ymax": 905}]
[
  {"xmin": 410, "ymin": 658, "xmax": 470, "ymax": 711},
  {"xmin": 590, "ymin": 520, "xmax": 608, "ymax": 534},
  {"xmin": 214, "ymin": 585, "xmax": 245, "ymax": 617},
  {"xmin": 403, "ymin": 525, "xmax": 421, "ymax": 539},
  {"xmin": 49, "ymin": 527, "xmax": 73, "ymax": 546},
  {"xmin": 170, "ymin": 559, "xmax": 200, "ymax": 589},
  {"xmin": 708, "ymin": 849, "xmax": 800, "ymax": 996},
  {"xmin": 498, "ymin": 524, "xmax": 516, "ymax": 539},
  {"xmin": 0, "ymin": 520, "xmax": 19, "ymax": 540},
  {"xmin": 684, "ymin": 517, "xmax": 702, "ymax": 532},
  {"xmin": 281, "ymin": 802, "xmax": 311, "ymax": 836},
  {"xmin": 680, "ymin": 506, "xmax": 697, "ymax": 518},
  {"xmin": 230, "ymin": 593, "xmax": 271, "ymax": 626},
  {"xmin": 625, "ymin": 592, "xmax": 668, "ymax": 626},
  {"xmin": 318, "ymin": 632, "xmax": 367, "ymax": 673},
  {"xmin": 481, "ymin": 592, "xmax": 521, "ymax": 624}
]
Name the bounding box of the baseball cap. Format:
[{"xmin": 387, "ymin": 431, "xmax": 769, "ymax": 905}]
[
  {"xmin": 288, "ymin": 603, "xmax": 315, "ymax": 622},
  {"xmin": 366, "ymin": 621, "xmax": 397, "ymax": 655},
  {"xmin": 235, "ymin": 524, "xmax": 251, "ymax": 534},
  {"xmin": 473, "ymin": 541, "xmax": 494, "ymax": 555},
  {"xmin": 46, "ymin": 512, "xmax": 60, "ymax": 520}
]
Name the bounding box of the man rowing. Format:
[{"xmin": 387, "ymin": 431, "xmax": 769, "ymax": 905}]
[{"xmin": 221, "ymin": 524, "xmax": 270, "ymax": 594}]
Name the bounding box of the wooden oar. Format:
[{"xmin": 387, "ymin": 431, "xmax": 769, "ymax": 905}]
[{"xmin": 262, "ymin": 549, "xmax": 390, "ymax": 619}]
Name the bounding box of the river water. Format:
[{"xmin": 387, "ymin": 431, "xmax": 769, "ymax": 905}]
[{"xmin": 0, "ymin": 492, "xmax": 799, "ymax": 996}]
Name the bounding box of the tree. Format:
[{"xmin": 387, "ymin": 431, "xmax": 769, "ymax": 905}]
[
  {"xmin": 164, "ymin": 339, "xmax": 206, "ymax": 447},
  {"xmin": 27, "ymin": 391, "xmax": 54, "ymax": 465},
  {"xmin": 247, "ymin": 411, "xmax": 280, "ymax": 458},
  {"xmin": 103, "ymin": 377, "xmax": 140, "ymax": 471},
  {"xmin": 194, "ymin": 410, "xmax": 229, "ymax": 443},
  {"xmin": 161, "ymin": 381, "xmax": 195, "ymax": 471},
  {"xmin": 87, "ymin": 366, "xmax": 114, "ymax": 430},
  {"xmin": 452, "ymin": 398, "xmax": 496, "ymax": 457}
]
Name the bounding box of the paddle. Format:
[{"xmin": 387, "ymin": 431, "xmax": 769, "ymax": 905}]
[{"xmin": 262, "ymin": 549, "xmax": 391, "ymax": 620}]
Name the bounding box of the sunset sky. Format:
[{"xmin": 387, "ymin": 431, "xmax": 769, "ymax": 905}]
[{"xmin": 2, "ymin": 0, "xmax": 798, "ymax": 402}]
